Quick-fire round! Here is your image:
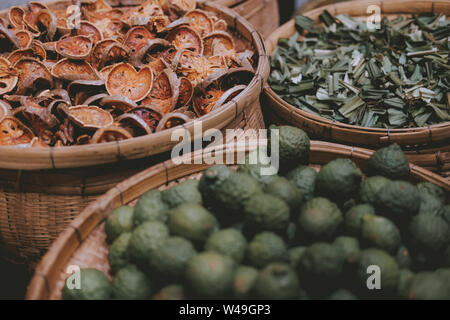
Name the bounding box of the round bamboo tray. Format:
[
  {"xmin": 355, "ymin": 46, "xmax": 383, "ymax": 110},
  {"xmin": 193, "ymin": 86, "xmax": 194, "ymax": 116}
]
[
  {"xmin": 26, "ymin": 140, "xmax": 450, "ymax": 300},
  {"xmin": 263, "ymin": 0, "xmax": 450, "ymax": 178},
  {"xmin": 0, "ymin": 0, "xmax": 269, "ymax": 265},
  {"xmin": 296, "ymin": 0, "xmax": 355, "ymax": 15}
]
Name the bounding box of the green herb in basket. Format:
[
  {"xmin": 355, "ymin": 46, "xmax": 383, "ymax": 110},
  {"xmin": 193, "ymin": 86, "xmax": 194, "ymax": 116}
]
[{"xmin": 269, "ymin": 11, "xmax": 450, "ymax": 128}]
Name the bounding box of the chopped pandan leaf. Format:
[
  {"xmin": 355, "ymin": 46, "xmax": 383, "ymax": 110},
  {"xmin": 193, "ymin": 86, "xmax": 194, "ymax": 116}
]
[{"xmin": 295, "ymin": 16, "xmax": 314, "ymax": 33}]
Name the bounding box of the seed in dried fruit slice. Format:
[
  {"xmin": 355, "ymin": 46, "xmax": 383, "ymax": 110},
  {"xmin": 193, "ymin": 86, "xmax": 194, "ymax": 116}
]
[
  {"xmin": 66, "ymin": 105, "xmax": 114, "ymax": 130},
  {"xmin": 203, "ymin": 31, "xmax": 235, "ymax": 57},
  {"xmin": 35, "ymin": 8, "xmax": 57, "ymax": 41},
  {"xmin": 155, "ymin": 112, "xmax": 193, "ymax": 132},
  {"xmin": 0, "ymin": 25, "xmax": 21, "ymax": 52},
  {"xmin": 128, "ymin": 106, "xmax": 163, "ymax": 131},
  {"xmin": 52, "ymin": 59, "xmax": 100, "ymax": 81},
  {"xmin": 117, "ymin": 113, "xmax": 153, "ymax": 135},
  {"xmin": 185, "ymin": 10, "xmax": 213, "ymax": 36},
  {"xmin": 91, "ymin": 126, "xmax": 133, "ymax": 144},
  {"xmin": 14, "ymin": 58, "xmax": 52, "ymax": 95},
  {"xmin": 177, "ymin": 77, "xmax": 193, "ymax": 107},
  {"xmin": 0, "ymin": 116, "xmax": 35, "ymax": 146},
  {"xmin": 77, "ymin": 21, "xmax": 103, "ymax": 43},
  {"xmin": 166, "ymin": 26, "xmax": 203, "ymax": 55},
  {"xmin": 106, "ymin": 63, "xmax": 153, "ymax": 102},
  {"xmin": 15, "ymin": 30, "xmax": 33, "ymax": 48},
  {"xmin": 168, "ymin": 0, "xmax": 196, "ymax": 13},
  {"xmin": 100, "ymin": 95, "xmax": 138, "ymax": 112},
  {"xmin": 0, "ymin": 58, "xmax": 18, "ymax": 95},
  {"xmin": 124, "ymin": 26, "xmax": 155, "ymax": 54},
  {"xmin": 56, "ymin": 35, "xmax": 93, "ymax": 60},
  {"xmin": 0, "ymin": 100, "xmax": 12, "ymax": 121},
  {"xmin": 220, "ymin": 67, "xmax": 255, "ymax": 91}
]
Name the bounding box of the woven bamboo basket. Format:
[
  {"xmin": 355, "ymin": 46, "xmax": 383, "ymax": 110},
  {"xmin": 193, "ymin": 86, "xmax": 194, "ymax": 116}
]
[
  {"xmin": 0, "ymin": 0, "xmax": 270, "ymax": 265},
  {"xmin": 106, "ymin": 0, "xmax": 280, "ymax": 38},
  {"xmin": 25, "ymin": 140, "xmax": 450, "ymax": 300},
  {"xmin": 263, "ymin": 0, "xmax": 450, "ymax": 178},
  {"xmin": 212, "ymin": 0, "xmax": 280, "ymax": 38}
]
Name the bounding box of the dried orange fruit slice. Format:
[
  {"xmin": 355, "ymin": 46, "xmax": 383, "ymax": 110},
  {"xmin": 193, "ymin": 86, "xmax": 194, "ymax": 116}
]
[
  {"xmin": 77, "ymin": 21, "xmax": 103, "ymax": 43},
  {"xmin": 15, "ymin": 30, "xmax": 33, "ymax": 48},
  {"xmin": 203, "ymin": 31, "xmax": 235, "ymax": 57},
  {"xmin": 128, "ymin": 106, "xmax": 162, "ymax": 131},
  {"xmin": 91, "ymin": 126, "xmax": 133, "ymax": 144},
  {"xmin": 156, "ymin": 112, "xmax": 193, "ymax": 131},
  {"xmin": 52, "ymin": 59, "xmax": 100, "ymax": 81},
  {"xmin": 56, "ymin": 36, "xmax": 93, "ymax": 60},
  {"xmin": 124, "ymin": 26, "xmax": 155, "ymax": 54},
  {"xmin": 67, "ymin": 105, "xmax": 114, "ymax": 130},
  {"xmin": 9, "ymin": 6, "xmax": 26, "ymax": 29},
  {"xmin": 0, "ymin": 117, "xmax": 35, "ymax": 146},
  {"xmin": 35, "ymin": 9, "xmax": 57, "ymax": 41},
  {"xmin": 100, "ymin": 95, "xmax": 138, "ymax": 112},
  {"xmin": 166, "ymin": 26, "xmax": 203, "ymax": 55},
  {"xmin": 0, "ymin": 58, "xmax": 18, "ymax": 96},
  {"xmin": 177, "ymin": 77, "xmax": 193, "ymax": 107},
  {"xmin": 106, "ymin": 63, "xmax": 153, "ymax": 102},
  {"xmin": 14, "ymin": 58, "xmax": 52, "ymax": 95},
  {"xmin": 117, "ymin": 113, "xmax": 153, "ymax": 136},
  {"xmin": 185, "ymin": 10, "xmax": 213, "ymax": 36},
  {"xmin": 0, "ymin": 100, "xmax": 12, "ymax": 121}
]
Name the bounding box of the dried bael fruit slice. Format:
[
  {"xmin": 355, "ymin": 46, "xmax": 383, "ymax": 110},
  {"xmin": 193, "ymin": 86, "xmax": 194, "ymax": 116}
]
[
  {"xmin": 9, "ymin": 6, "xmax": 26, "ymax": 30},
  {"xmin": 13, "ymin": 105, "xmax": 59, "ymax": 145},
  {"xmin": 52, "ymin": 59, "xmax": 100, "ymax": 81},
  {"xmin": 100, "ymin": 95, "xmax": 138, "ymax": 112},
  {"xmin": 67, "ymin": 105, "xmax": 114, "ymax": 130},
  {"xmin": 56, "ymin": 35, "xmax": 93, "ymax": 60},
  {"xmin": 166, "ymin": 26, "xmax": 203, "ymax": 55},
  {"xmin": 142, "ymin": 68, "xmax": 179, "ymax": 114},
  {"xmin": 14, "ymin": 58, "xmax": 52, "ymax": 95},
  {"xmin": 0, "ymin": 116, "xmax": 35, "ymax": 146},
  {"xmin": 67, "ymin": 80, "xmax": 106, "ymax": 105},
  {"xmin": 128, "ymin": 106, "xmax": 162, "ymax": 131},
  {"xmin": 0, "ymin": 100, "xmax": 12, "ymax": 121},
  {"xmin": 177, "ymin": 77, "xmax": 193, "ymax": 107},
  {"xmin": 35, "ymin": 8, "xmax": 57, "ymax": 41},
  {"xmin": 185, "ymin": 10, "xmax": 213, "ymax": 36},
  {"xmin": 8, "ymin": 47, "xmax": 44, "ymax": 65},
  {"xmin": 106, "ymin": 63, "xmax": 153, "ymax": 102},
  {"xmin": 203, "ymin": 31, "xmax": 235, "ymax": 57},
  {"xmin": 91, "ymin": 40, "xmax": 130, "ymax": 70},
  {"xmin": 117, "ymin": 113, "xmax": 153, "ymax": 136},
  {"xmin": 0, "ymin": 25, "xmax": 21, "ymax": 52},
  {"xmin": 155, "ymin": 112, "xmax": 193, "ymax": 131},
  {"xmin": 23, "ymin": 1, "xmax": 48, "ymax": 35},
  {"xmin": 168, "ymin": 0, "xmax": 196, "ymax": 13},
  {"xmin": 220, "ymin": 67, "xmax": 255, "ymax": 91},
  {"xmin": 0, "ymin": 58, "xmax": 18, "ymax": 95},
  {"xmin": 29, "ymin": 136, "xmax": 49, "ymax": 147},
  {"xmin": 77, "ymin": 21, "xmax": 103, "ymax": 43},
  {"xmin": 124, "ymin": 26, "xmax": 155, "ymax": 54},
  {"xmin": 131, "ymin": 38, "xmax": 170, "ymax": 68},
  {"xmin": 91, "ymin": 126, "xmax": 133, "ymax": 144},
  {"xmin": 193, "ymin": 84, "xmax": 246, "ymax": 116},
  {"xmin": 15, "ymin": 30, "xmax": 33, "ymax": 48}
]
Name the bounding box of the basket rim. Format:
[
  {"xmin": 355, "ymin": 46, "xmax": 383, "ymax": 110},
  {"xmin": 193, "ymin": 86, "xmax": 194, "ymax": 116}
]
[
  {"xmin": 26, "ymin": 140, "xmax": 450, "ymax": 300},
  {"xmin": 0, "ymin": 0, "xmax": 270, "ymax": 170},
  {"xmin": 263, "ymin": 0, "xmax": 450, "ymax": 135}
]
